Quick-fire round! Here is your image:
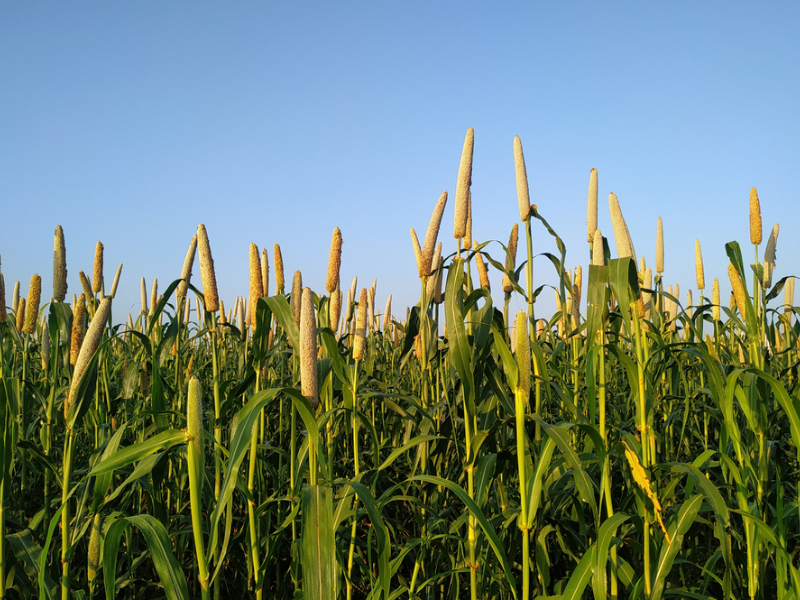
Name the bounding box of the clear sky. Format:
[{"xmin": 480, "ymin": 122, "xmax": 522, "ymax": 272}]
[{"xmin": 2, "ymin": 3, "xmax": 798, "ymax": 325}]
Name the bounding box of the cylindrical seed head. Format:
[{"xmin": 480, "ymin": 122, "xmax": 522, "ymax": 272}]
[
  {"xmin": 197, "ymin": 224, "xmax": 219, "ymax": 312},
  {"xmin": 353, "ymin": 288, "xmax": 368, "ymax": 361},
  {"xmin": 345, "ymin": 287, "xmax": 355, "ymax": 324},
  {"xmin": 784, "ymin": 277, "xmax": 795, "ymax": 314},
  {"xmin": 326, "ymin": 227, "xmax": 343, "ymax": 293},
  {"xmin": 656, "ymin": 217, "xmax": 664, "ymax": 274},
  {"xmin": 462, "ymin": 192, "xmax": 472, "ymax": 248},
  {"xmin": 15, "ymin": 298, "xmax": 25, "ymax": 331},
  {"xmin": 587, "ymin": 168, "xmax": 598, "ymax": 243},
  {"xmin": 687, "ymin": 289, "xmax": 693, "ymax": 318},
  {"xmin": 261, "ymin": 247, "xmax": 270, "ymax": 297},
  {"xmin": 12, "ymin": 280, "xmax": 20, "ymax": 313},
  {"xmin": 513, "ymin": 136, "xmax": 531, "ymax": 222},
  {"xmin": 712, "ymin": 278, "xmax": 720, "ymax": 321},
  {"xmin": 695, "ymin": 240, "xmax": 705, "ymax": 290},
  {"xmin": 502, "ymin": 223, "xmax": 519, "ymax": 293},
  {"xmin": 149, "ymin": 278, "xmax": 158, "ymax": 318},
  {"xmin": 140, "ymin": 277, "xmax": 148, "ymax": 316},
  {"xmin": 331, "ymin": 286, "xmax": 343, "ymax": 335},
  {"xmin": 474, "ymin": 241, "xmax": 491, "ymax": 290},
  {"xmin": 53, "ymin": 225, "xmax": 68, "ymax": 302},
  {"xmin": 23, "ymin": 274, "xmax": 41, "ymax": 334},
  {"xmin": 274, "ymin": 244, "xmax": 285, "ymax": 292},
  {"xmin": 87, "ymin": 513, "xmax": 102, "ymax": 584},
  {"xmin": 411, "ymin": 228, "xmax": 424, "ymax": 277},
  {"xmin": 728, "ymin": 263, "xmax": 748, "ymax": 322},
  {"xmin": 249, "ymin": 243, "xmax": 264, "ymax": 330},
  {"xmin": 66, "ymin": 297, "xmax": 111, "ymax": 418},
  {"xmin": 426, "ymin": 242, "xmax": 443, "ymax": 300},
  {"xmin": 454, "ymin": 128, "xmax": 474, "ymax": 238},
  {"xmin": 383, "ymin": 294, "xmax": 392, "ymax": 331},
  {"xmin": 609, "ymin": 193, "xmax": 635, "ymax": 261},
  {"xmin": 110, "ymin": 263, "xmax": 122, "ymax": 298},
  {"xmin": 92, "ymin": 241, "xmax": 104, "ymax": 293},
  {"xmin": 422, "ymin": 191, "xmax": 448, "ymax": 278},
  {"xmin": 70, "ymin": 294, "xmax": 86, "ymax": 365},
  {"xmin": 290, "ymin": 270, "xmax": 303, "ymax": 328},
  {"xmin": 299, "ymin": 287, "xmax": 319, "ymax": 408},
  {"xmin": 515, "ymin": 311, "xmax": 530, "ymax": 395},
  {"xmin": 178, "ymin": 235, "xmax": 198, "ymax": 298},
  {"xmin": 79, "ymin": 271, "xmax": 93, "ymax": 300},
  {"xmin": 592, "ymin": 229, "xmax": 605, "ymax": 266},
  {"xmin": 749, "ymin": 187, "xmax": 762, "ymax": 245}
]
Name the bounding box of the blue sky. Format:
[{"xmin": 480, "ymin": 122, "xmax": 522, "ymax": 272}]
[{"xmin": 2, "ymin": 3, "xmax": 798, "ymax": 324}]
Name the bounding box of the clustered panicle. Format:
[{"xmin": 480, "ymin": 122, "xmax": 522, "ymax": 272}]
[
  {"xmin": 53, "ymin": 225, "xmax": 68, "ymax": 302},
  {"xmin": 197, "ymin": 225, "xmax": 219, "ymax": 312},
  {"xmin": 326, "ymin": 227, "xmax": 343, "ymax": 293},
  {"xmin": 513, "ymin": 136, "xmax": 531, "ymax": 222}
]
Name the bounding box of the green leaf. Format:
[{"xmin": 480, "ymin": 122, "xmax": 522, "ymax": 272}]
[
  {"xmin": 89, "ymin": 429, "xmax": 187, "ymax": 476},
  {"xmin": 560, "ymin": 546, "xmax": 594, "ymax": 600},
  {"xmin": 651, "ymin": 494, "xmax": 704, "ymax": 600},
  {"xmin": 347, "ymin": 482, "xmax": 391, "ymax": 600},
  {"xmin": 592, "ymin": 512, "xmax": 630, "ymax": 600},
  {"xmin": 538, "ymin": 420, "xmax": 598, "ymax": 523},
  {"xmin": 445, "ymin": 258, "xmax": 475, "ymax": 414},
  {"xmin": 302, "ymin": 484, "xmax": 337, "ymax": 600},
  {"xmin": 410, "ymin": 475, "xmax": 518, "ymax": 599},
  {"xmin": 266, "ymin": 295, "xmax": 300, "ymax": 351},
  {"xmin": 103, "ymin": 515, "xmax": 189, "ymax": 600}
]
